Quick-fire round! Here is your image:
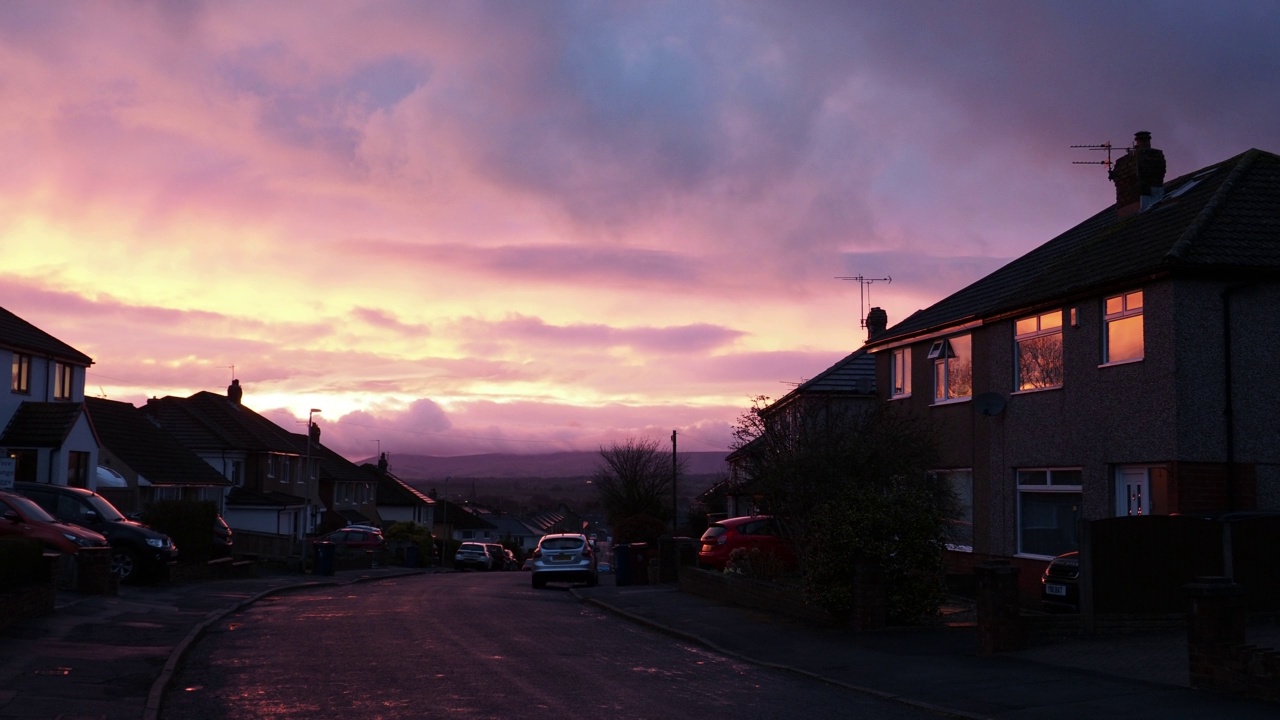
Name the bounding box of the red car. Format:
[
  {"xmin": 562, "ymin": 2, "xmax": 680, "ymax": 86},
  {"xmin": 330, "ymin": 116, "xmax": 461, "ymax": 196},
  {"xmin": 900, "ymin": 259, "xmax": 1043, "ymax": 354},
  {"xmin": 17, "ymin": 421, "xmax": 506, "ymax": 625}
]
[
  {"xmin": 311, "ymin": 526, "xmax": 386, "ymax": 555},
  {"xmin": 697, "ymin": 515, "xmax": 795, "ymax": 571},
  {"xmin": 0, "ymin": 490, "xmax": 109, "ymax": 554}
]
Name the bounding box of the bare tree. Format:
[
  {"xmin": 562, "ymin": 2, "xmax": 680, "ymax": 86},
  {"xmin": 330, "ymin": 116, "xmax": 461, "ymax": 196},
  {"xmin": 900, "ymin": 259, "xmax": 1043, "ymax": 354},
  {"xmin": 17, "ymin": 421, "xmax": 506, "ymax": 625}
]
[{"xmin": 594, "ymin": 437, "xmax": 686, "ymax": 541}]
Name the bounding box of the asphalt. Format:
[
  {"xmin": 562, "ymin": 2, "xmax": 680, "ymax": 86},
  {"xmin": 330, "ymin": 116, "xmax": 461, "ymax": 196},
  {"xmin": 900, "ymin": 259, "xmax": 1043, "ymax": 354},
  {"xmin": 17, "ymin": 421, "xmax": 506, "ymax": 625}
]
[{"xmin": 2, "ymin": 566, "xmax": 1278, "ymax": 720}]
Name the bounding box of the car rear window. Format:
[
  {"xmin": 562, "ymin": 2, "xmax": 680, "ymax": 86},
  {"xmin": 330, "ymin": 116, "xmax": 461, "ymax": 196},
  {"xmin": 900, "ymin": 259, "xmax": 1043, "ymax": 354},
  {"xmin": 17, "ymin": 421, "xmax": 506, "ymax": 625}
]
[
  {"xmin": 540, "ymin": 537, "xmax": 583, "ymax": 551},
  {"xmin": 460, "ymin": 543, "xmax": 484, "ymax": 551},
  {"xmin": 700, "ymin": 526, "xmax": 728, "ymax": 540}
]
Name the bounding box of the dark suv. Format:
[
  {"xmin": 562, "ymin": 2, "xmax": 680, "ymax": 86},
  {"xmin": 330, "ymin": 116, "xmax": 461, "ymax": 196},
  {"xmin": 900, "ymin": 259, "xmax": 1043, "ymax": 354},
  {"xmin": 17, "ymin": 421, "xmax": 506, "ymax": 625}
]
[{"xmin": 14, "ymin": 482, "xmax": 178, "ymax": 582}]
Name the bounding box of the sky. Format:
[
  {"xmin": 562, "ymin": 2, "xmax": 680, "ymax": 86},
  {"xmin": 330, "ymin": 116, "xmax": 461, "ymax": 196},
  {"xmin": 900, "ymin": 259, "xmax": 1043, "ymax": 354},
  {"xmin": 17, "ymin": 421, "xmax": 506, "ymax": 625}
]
[{"xmin": 3, "ymin": 1, "xmax": 1279, "ymax": 462}]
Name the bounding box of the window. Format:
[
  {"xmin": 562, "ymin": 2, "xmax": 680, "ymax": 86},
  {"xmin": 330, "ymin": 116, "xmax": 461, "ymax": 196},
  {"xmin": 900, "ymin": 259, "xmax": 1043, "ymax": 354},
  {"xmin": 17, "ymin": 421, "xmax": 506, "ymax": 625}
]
[
  {"xmin": 266, "ymin": 454, "xmax": 277, "ymax": 479},
  {"xmin": 1017, "ymin": 468, "xmax": 1082, "ymax": 557},
  {"xmin": 1104, "ymin": 290, "xmax": 1143, "ymax": 364},
  {"xmin": 11, "ymin": 353, "xmax": 31, "ymax": 394},
  {"xmin": 68, "ymin": 451, "xmax": 90, "ymax": 488},
  {"xmin": 53, "ymin": 362, "xmax": 74, "ymax": 400},
  {"xmin": 1015, "ymin": 310, "xmax": 1063, "ymax": 391},
  {"xmin": 891, "ymin": 347, "xmax": 911, "ymax": 398},
  {"xmin": 930, "ymin": 334, "xmax": 972, "ymax": 402},
  {"xmin": 934, "ymin": 469, "xmax": 973, "ymax": 552}
]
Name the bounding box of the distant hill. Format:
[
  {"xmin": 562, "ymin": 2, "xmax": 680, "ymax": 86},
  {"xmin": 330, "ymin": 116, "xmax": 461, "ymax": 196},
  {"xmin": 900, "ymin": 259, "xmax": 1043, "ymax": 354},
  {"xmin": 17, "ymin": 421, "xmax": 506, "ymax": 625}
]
[{"xmin": 380, "ymin": 451, "xmax": 730, "ymax": 481}]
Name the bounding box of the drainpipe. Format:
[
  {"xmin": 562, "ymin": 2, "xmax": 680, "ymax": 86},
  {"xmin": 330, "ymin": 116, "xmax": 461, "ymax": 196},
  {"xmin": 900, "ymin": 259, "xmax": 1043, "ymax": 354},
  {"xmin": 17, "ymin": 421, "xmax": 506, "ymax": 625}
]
[{"xmin": 1220, "ymin": 284, "xmax": 1254, "ymax": 512}]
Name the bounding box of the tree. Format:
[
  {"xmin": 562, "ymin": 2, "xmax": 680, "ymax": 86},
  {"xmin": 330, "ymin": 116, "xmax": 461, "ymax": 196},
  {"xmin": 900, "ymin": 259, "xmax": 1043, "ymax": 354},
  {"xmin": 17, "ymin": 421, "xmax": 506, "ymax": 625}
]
[
  {"xmin": 594, "ymin": 436, "xmax": 686, "ymax": 542},
  {"xmin": 731, "ymin": 395, "xmax": 949, "ymax": 622}
]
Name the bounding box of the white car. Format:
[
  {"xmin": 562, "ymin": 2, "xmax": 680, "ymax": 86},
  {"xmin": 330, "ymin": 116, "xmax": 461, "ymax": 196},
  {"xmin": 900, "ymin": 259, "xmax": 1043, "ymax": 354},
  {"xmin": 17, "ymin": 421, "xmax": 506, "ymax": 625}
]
[
  {"xmin": 454, "ymin": 541, "xmax": 494, "ymax": 570},
  {"xmin": 529, "ymin": 533, "xmax": 598, "ymax": 588}
]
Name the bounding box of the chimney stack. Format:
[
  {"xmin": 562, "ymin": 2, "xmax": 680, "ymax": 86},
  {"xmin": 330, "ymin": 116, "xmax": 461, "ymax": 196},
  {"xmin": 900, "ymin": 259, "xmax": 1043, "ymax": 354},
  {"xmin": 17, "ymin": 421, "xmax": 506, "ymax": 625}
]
[
  {"xmin": 1110, "ymin": 131, "xmax": 1166, "ymax": 219},
  {"xmin": 227, "ymin": 378, "xmax": 243, "ymax": 405},
  {"xmin": 865, "ymin": 306, "xmax": 888, "ymax": 340}
]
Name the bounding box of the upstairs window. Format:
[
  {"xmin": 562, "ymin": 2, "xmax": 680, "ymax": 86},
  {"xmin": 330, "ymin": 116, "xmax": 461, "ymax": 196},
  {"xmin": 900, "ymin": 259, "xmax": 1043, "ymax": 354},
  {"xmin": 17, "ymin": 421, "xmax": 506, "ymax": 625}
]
[
  {"xmin": 11, "ymin": 353, "xmax": 31, "ymax": 394},
  {"xmin": 1015, "ymin": 310, "xmax": 1063, "ymax": 390},
  {"xmin": 891, "ymin": 347, "xmax": 911, "ymax": 398},
  {"xmin": 53, "ymin": 362, "xmax": 74, "ymax": 400},
  {"xmin": 929, "ymin": 334, "xmax": 972, "ymax": 402},
  {"xmin": 1104, "ymin": 290, "xmax": 1144, "ymax": 364}
]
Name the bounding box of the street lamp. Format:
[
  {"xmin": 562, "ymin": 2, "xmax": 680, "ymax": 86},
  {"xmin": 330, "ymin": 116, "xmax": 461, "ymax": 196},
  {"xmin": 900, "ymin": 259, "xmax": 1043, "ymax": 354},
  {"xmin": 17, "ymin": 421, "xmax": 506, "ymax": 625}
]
[{"xmin": 305, "ymin": 409, "xmax": 321, "ymax": 537}]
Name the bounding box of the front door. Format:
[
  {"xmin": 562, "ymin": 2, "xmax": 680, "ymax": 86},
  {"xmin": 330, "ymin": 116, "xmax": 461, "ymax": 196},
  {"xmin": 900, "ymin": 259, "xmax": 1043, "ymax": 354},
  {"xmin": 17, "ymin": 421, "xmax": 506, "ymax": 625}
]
[{"xmin": 1116, "ymin": 466, "xmax": 1150, "ymax": 516}]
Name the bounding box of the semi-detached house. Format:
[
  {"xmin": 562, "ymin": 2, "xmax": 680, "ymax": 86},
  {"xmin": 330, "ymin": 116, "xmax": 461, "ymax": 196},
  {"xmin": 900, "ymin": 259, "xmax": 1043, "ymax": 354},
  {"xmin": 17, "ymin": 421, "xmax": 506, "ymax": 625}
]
[{"xmin": 862, "ymin": 133, "xmax": 1280, "ymax": 601}]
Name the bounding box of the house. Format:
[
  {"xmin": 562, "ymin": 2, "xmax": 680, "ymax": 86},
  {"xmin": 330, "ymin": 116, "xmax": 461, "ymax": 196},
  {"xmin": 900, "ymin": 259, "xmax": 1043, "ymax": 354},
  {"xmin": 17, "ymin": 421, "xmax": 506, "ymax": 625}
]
[
  {"xmin": 431, "ymin": 498, "xmax": 497, "ymax": 543},
  {"xmin": 862, "ymin": 132, "xmax": 1280, "ymax": 600},
  {"xmin": 307, "ymin": 435, "xmax": 381, "ymax": 529},
  {"xmin": 366, "ymin": 455, "xmax": 435, "ymax": 529},
  {"xmin": 719, "ymin": 325, "xmax": 880, "ymax": 519},
  {"xmin": 0, "ymin": 307, "xmax": 97, "ymax": 488},
  {"xmin": 83, "ymin": 396, "xmax": 232, "ymax": 514},
  {"xmin": 144, "ymin": 382, "xmax": 321, "ymax": 545}
]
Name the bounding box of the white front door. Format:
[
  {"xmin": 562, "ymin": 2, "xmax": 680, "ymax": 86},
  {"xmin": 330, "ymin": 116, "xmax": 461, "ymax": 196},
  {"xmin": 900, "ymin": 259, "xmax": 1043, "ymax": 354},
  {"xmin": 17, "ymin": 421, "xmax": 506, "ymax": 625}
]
[{"xmin": 1116, "ymin": 466, "xmax": 1150, "ymax": 516}]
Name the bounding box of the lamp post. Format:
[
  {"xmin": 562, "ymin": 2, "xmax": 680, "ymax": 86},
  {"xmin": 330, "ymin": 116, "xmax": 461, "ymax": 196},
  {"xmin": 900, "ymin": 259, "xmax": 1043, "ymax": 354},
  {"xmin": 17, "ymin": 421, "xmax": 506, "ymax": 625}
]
[{"xmin": 306, "ymin": 408, "xmax": 321, "ymax": 537}]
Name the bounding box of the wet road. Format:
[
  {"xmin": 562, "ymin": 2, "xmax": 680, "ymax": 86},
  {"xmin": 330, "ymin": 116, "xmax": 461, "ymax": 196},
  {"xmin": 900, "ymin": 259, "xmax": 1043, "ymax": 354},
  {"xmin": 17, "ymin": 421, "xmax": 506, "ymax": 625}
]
[{"xmin": 160, "ymin": 572, "xmax": 936, "ymax": 719}]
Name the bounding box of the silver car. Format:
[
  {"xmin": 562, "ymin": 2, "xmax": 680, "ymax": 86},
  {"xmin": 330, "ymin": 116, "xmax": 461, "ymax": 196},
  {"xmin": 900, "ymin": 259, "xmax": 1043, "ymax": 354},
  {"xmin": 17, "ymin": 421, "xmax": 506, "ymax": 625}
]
[{"xmin": 530, "ymin": 533, "xmax": 598, "ymax": 588}]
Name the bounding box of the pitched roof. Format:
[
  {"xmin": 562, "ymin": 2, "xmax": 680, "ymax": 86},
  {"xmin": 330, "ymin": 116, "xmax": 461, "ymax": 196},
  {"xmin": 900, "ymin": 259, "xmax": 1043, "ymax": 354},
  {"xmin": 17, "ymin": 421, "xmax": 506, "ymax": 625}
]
[
  {"xmin": 771, "ymin": 347, "xmax": 875, "ymax": 409},
  {"xmin": 85, "ymin": 397, "xmax": 230, "ymax": 488},
  {"xmin": 365, "ymin": 465, "xmax": 435, "ymax": 507},
  {"xmin": 867, "ymin": 148, "xmax": 1280, "ymax": 348},
  {"xmin": 0, "ymin": 306, "xmax": 93, "ymax": 366},
  {"xmin": 145, "ymin": 391, "xmax": 299, "ymax": 454},
  {"xmin": 0, "ymin": 402, "xmax": 86, "ymax": 447}
]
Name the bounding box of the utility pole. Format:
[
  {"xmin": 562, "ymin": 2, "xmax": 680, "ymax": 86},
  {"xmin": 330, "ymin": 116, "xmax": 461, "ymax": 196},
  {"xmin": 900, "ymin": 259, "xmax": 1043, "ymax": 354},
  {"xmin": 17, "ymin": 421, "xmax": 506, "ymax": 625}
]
[{"xmin": 671, "ymin": 430, "xmax": 678, "ymax": 532}]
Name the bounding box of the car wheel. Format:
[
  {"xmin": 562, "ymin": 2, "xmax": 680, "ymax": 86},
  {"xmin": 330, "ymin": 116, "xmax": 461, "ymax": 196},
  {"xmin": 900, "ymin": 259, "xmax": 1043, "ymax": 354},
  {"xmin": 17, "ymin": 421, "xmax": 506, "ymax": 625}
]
[
  {"xmin": 111, "ymin": 547, "xmax": 139, "ymax": 582},
  {"xmin": 532, "ymin": 575, "xmax": 545, "ymax": 589}
]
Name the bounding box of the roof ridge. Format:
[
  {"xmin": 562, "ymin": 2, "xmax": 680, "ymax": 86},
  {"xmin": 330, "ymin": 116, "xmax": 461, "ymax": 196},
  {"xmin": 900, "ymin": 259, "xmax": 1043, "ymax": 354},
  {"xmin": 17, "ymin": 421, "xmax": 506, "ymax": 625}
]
[{"xmin": 1165, "ymin": 149, "xmax": 1259, "ymax": 263}]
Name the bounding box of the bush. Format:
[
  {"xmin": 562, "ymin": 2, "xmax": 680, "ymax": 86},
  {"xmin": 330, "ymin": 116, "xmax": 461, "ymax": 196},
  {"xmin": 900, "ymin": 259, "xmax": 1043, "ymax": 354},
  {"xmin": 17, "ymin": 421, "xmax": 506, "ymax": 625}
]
[
  {"xmin": 724, "ymin": 546, "xmax": 787, "ymax": 583},
  {"xmin": 613, "ymin": 514, "xmax": 667, "ymax": 545}
]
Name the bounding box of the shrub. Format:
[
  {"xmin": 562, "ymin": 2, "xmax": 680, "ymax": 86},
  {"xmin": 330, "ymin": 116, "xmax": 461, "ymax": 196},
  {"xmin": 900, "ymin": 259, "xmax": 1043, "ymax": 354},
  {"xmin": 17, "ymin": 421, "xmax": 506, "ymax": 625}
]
[{"xmin": 724, "ymin": 546, "xmax": 787, "ymax": 583}]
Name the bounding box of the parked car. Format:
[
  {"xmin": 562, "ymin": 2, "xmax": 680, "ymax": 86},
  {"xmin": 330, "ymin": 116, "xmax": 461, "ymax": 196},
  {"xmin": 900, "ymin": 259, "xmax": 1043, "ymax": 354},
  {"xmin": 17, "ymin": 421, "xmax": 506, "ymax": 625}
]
[
  {"xmin": 212, "ymin": 514, "xmax": 234, "ymax": 559},
  {"xmin": 0, "ymin": 490, "xmax": 109, "ymax": 554},
  {"xmin": 311, "ymin": 527, "xmax": 386, "ymax": 556},
  {"xmin": 13, "ymin": 481, "xmax": 178, "ymax": 582},
  {"xmin": 483, "ymin": 543, "xmax": 507, "ymax": 571},
  {"xmin": 529, "ymin": 533, "xmax": 598, "ymax": 588},
  {"xmin": 454, "ymin": 541, "xmax": 494, "ymax": 570},
  {"xmin": 697, "ymin": 515, "xmax": 795, "ymax": 571},
  {"xmin": 1041, "ymin": 551, "xmax": 1080, "ymax": 613}
]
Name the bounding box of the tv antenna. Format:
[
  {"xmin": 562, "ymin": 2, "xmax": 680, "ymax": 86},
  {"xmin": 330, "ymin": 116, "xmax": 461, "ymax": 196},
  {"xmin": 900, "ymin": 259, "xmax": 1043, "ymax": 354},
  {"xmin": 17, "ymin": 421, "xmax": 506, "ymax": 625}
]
[
  {"xmin": 836, "ymin": 275, "xmax": 892, "ymax": 328},
  {"xmin": 1071, "ymin": 141, "xmax": 1124, "ymax": 174}
]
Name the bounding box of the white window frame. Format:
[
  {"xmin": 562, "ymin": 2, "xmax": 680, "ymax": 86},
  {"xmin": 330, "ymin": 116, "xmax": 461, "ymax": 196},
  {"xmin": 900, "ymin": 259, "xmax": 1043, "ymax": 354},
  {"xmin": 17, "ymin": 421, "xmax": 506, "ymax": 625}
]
[
  {"xmin": 1014, "ymin": 310, "xmax": 1063, "ymax": 392},
  {"xmin": 1102, "ymin": 290, "xmax": 1144, "ymax": 365},
  {"xmin": 931, "ymin": 334, "xmax": 972, "ymax": 404},
  {"xmin": 891, "ymin": 347, "xmax": 911, "ymax": 398},
  {"xmin": 1016, "ymin": 467, "xmax": 1082, "ymax": 559}
]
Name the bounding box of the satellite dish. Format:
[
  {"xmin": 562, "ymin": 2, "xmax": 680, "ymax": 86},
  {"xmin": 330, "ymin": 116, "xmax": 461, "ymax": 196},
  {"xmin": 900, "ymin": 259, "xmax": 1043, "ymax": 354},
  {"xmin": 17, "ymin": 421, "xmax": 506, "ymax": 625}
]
[{"xmin": 974, "ymin": 392, "xmax": 1006, "ymax": 417}]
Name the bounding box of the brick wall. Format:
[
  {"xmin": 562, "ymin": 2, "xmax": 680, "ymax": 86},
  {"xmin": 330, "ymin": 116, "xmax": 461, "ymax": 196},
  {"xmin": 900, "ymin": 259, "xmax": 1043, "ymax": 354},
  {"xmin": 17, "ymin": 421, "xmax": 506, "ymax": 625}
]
[{"xmin": 0, "ymin": 554, "xmax": 57, "ymax": 633}]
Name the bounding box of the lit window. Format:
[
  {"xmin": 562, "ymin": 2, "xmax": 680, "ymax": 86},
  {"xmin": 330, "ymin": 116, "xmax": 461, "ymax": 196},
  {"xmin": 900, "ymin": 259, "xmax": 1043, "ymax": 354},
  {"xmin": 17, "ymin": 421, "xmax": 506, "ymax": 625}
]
[
  {"xmin": 932, "ymin": 335, "xmax": 972, "ymax": 402},
  {"xmin": 1017, "ymin": 468, "xmax": 1081, "ymax": 557},
  {"xmin": 1015, "ymin": 310, "xmax": 1063, "ymax": 390},
  {"xmin": 11, "ymin": 353, "xmax": 31, "ymax": 394},
  {"xmin": 891, "ymin": 347, "xmax": 911, "ymax": 398},
  {"xmin": 1104, "ymin": 290, "xmax": 1143, "ymax": 364}
]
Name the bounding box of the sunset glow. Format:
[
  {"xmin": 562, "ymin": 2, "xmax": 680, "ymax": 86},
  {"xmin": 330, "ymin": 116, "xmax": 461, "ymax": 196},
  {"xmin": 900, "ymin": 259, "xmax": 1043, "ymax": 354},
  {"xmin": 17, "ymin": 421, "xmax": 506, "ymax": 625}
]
[{"xmin": 3, "ymin": 1, "xmax": 1278, "ymax": 460}]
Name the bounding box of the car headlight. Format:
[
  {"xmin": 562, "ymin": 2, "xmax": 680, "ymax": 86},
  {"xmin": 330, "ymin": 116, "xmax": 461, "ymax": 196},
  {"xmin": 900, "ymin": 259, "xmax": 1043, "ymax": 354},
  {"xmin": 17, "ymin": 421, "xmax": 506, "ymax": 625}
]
[
  {"xmin": 147, "ymin": 537, "xmax": 167, "ymax": 549},
  {"xmin": 65, "ymin": 532, "xmax": 95, "ymax": 547}
]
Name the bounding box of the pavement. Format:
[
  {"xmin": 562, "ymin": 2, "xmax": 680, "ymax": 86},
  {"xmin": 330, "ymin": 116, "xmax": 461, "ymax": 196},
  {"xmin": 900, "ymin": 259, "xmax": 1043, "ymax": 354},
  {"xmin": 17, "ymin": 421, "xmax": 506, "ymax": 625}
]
[{"xmin": 2, "ymin": 567, "xmax": 1278, "ymax": 720}]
